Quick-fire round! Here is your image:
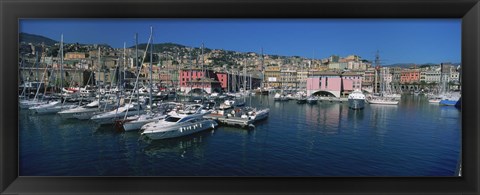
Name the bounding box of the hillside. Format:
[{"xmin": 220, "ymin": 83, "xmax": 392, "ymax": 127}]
[{"xmin": 19, "ymin": 32, "xmax": 58, "ymax": 46}]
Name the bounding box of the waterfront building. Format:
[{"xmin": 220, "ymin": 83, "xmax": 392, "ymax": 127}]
[
  {"xmin": 362, "ymin": 68, "xmax": 376, "ymax": 92},
  {"xmin": 306, "ymin": 71, "xmax": 342, "ymax": 97},
  {"xmin": 450, "ymin": 71, "xmax": 460, "ymax": 83},
  {"xmin": 420, "ymin": 71, "xmax": 441, "ymax": 83},
  {"xmin": 400, "ymin": 69, "xmax": 421, "ymax": 84},
  {"xmin": 264, "ymin": 66, "xmax": 281, "ymax": 88},
  {"xmin": 296, "ymin": 71, "xmax": 309, "ymax": 89},
  {"xmin": 180, "ymin": 77, "xmax": 222, "ymax": 94},
  {"xmin": 341, "ymin": 71, "xmax": 363, "ymax": 96},
  {"xmin": 280, "ymin": 69, "xmax": 298, "ymax": 88}
]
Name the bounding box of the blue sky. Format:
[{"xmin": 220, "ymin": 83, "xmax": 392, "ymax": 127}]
[{"xmin": 20, "ymin": 19, "xmax": 461, "ymax": 65}]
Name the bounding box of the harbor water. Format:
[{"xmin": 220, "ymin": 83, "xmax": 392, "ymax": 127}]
[{"xmin": 19, "ymin": 95, "xmax": 461, "ymax": 176}]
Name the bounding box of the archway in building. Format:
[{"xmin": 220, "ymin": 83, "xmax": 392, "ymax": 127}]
[
  {"xmin": 188, "ymin": 88, "xmax": 208, "ymax": 95},
  {"xmin": 311, "ymin": 90, "xmax": 337, "ymax": 97}
]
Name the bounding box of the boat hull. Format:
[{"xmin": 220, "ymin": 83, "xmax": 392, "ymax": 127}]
[
  {"xmin": 123, "ymin": 116, "xmax": 165, "ymax": 132},
  {"xmin": 439, "ymin": 99, "xmax": 459, "ymax": 106},
  {"xmin": 348, "ymin": 99, "xmax": 365, "ymax": 110},
  {"xmin": 91, "ymin": 110, "xmax": 146, "ymax": 125},
  {"xmin": 34, "ymin": 105, "xmax": 78, "ymax": 114},
  {"xmin": 142, "ymin": 119, "xmax": 218, "ymax": 140}
]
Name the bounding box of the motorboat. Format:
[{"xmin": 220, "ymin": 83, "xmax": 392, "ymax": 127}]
[
  {"xmin": 273, "ymin": 93, "xmax": 288, "ymax": 101},
  {"xmin": 306, "ymin": 96, "xmax": 318, "ymax": 104},
  {"xmin": 219, "ymin": 98, "xmax": 244, "ymax": 109},
  {"xmin": 348, "ymin": 89, "xmax": 366, "ymax": 109},
  {"xmin": 239, "ymin": 107, "xmax": 270, "ymax": 122},
  {"xmin": 140, "ymin": 104, "xmax": 217, "ymax": 140}
]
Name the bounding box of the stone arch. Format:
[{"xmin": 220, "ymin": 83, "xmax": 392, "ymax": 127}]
[{"xmin": 311, "ymin": 90, "xmax": 338, "ymax": 98}]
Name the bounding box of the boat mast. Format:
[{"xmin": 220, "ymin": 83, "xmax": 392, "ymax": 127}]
[
  {"xmin": 244, "ymin": 58, "xmax": 247, "ymax": 92},
  {"xmin": 374, "ymin": 50, "xmax": 380, "ymax": 94},
  {"xmin": 261, "ymin": 48, "xmax": 264, "ymax": 89},
  {"xmin": 60, "ymin": 34, "xmax": 64, "ymax": 96},
  {"xmin": 201, "ymin": 43, "xmax": 205, "ymax": 98},
  {"xmin": 189, "ymin": 48, "xmax": 193, "ymax": 98},
  {"xmin": 149, "ymin": 26, "xmax": 153, "ymax": 110},
  {"xmin": 135, "ymin": 32, "xmax": 140, "ymax": 113}
]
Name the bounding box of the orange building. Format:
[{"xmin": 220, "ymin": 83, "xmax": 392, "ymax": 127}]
[{"xmin": 400, "ymin": 69, "xmax": 421, "ymax": 84}]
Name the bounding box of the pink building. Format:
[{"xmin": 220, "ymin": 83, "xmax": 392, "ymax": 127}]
[
  {"xmin": 215, "ymin": 72, "xmax": 228, "ymax": 89},
  {"xmin": 306, "ymin": 72, "xmax": 342, "ymax": 97},
  {"xmin": 306, "ymin": 72, "xmax": 363, "ymax": 97},
  {"xmin": 341, "ymin": 72, "xmax": 363, "ymax": 93}
]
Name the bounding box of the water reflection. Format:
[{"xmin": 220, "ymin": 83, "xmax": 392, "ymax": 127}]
[
  {"xmin": 368, "ymin": 104, "xmax": 399, "ymax": 142},
  {"xmin": 142, "ymin": 129, "xmax": 213, "ymax": 158},
  {"xmin": 347, "ymin": 108, "xmax": 365, "ymax": 130}
]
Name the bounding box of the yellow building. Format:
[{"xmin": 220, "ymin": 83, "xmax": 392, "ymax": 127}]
[
  {"xmin": 65, "ymin": 52, "xmax": 86, "ymax": 60},
  {"xmin": 264, "ymin": 66, "xmax": 281, "ymax": 88}
]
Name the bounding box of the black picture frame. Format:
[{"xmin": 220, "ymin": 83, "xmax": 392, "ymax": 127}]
[{"xmin": 1, "ymin": 0, "xmax": 479, "ymax": 194}]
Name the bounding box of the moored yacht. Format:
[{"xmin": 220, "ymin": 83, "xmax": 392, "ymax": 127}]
[
  {"xmin": 140, "ymin": 104, "xmax": 217, "ymax": 140},
  {"xmin": 306, "ymin": 96, "xmax": 318, "ymax": 104},
  {"xmin": 348, "ymin": 89, "xmax": 365, "ymax": 110}
]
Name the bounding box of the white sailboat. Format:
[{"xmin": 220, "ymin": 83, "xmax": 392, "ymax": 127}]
[
  {"xmin": 29, "ymin": 35, "xmax": 79, "ymax": 114},
  {"xmin": 117, "ymin": 27, "xmax": 162, "ymax": 131}
]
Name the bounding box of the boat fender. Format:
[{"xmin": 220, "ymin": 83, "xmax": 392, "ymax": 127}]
[
  {"xmin": 211, "ymin": 123, "xmax": 215, "ymax": 129},
  {"xmin": 179, "ymin": 127, "xmax": 183, "ymax": 132}
]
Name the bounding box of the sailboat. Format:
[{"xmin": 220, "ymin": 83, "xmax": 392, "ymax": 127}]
[
  {"xmin": 30, "ymin": 34, "xmax": 78, "ymax": 114},
  {"xmin": 367, "ymin": 51, "xmax": 399, "ymax": 105},
  {"xmin": 119, "ymin": 27, "xmax": 169, "ymax": 131}
]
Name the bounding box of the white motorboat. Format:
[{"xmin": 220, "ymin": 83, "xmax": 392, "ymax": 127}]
[
  {"xmin": 219, "ymin": 98, "xmax": 244, "ymax": 109},
  {"xmin": 306, "ymin": 96, "xmax": 318, "ymax": 104},
  {"xmin": 348, "ymin": 89, "xmax": 366, "ymax": 110},
  {"xmin": 240, "ymin": 107, "xmax": 270, "ymax": 122},
  {"xmin": 273, "ymin": 93, "xmax": 288, "ymax": 101},
  {"xmin": 91, "ymin": 103, "xmax": 145, "ymax": 125},
  {"xmin": 141, "ymin": 117, "xmax": 217, "ymax": 140},
  {"xmin": 140, "ymin": 104, "xmax": 216, "ymax": 140}
]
